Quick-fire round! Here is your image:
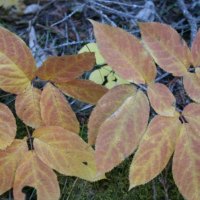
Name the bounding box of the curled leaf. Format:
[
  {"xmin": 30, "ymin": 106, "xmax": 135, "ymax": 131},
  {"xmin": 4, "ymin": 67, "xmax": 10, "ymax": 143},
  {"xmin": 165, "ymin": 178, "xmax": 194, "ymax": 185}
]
[
  {"xmin": 56, "ymin": 79, "xmax": 108, "ymax": 104},
  {"xmin": 147, "ymin": 83, "xmax": 176, "ymax": 116},
  {"xmin": 40, "ymin": 83, "xmax": 80, "ymax": 133},
  {"xmin": 13, "ymin": 151, "xmax": 60, "ymax": 200},
  {"xmin": 129, "ymin": 115, "xmax": 181, "ymax": 189},
  {"xmin": 90, "ymin": 20, "xmax": 156, "ymax": 84},
  {"xmin": 0, "ymin": 103, "xmax": 16, "ymax": 149},
  {"xmin": 36, "ymin": 53, "xmax": 95, "ymax": 83},
  {"xmin": 0, "ymin": 27, "xmax": 36, "ymax": 94},
  {"xmin": 140, "ymin": 22, "xmax": 191, "ymax": 76},
  {"xmin": 88, "ymin": 84, "xmax": 136, "ymax": 145},
  {"xmin": 15, "ymin": 86, "xmax": 43, "ymax": 129},
  {"xmin": 95, "ymin": 90, "xmax": 149, "ymax": 173}
]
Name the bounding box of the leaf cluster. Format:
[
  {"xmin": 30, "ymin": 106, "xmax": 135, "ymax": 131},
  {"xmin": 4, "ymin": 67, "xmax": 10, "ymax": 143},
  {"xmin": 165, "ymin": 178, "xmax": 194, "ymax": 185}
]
[
  {"xmin": 0, "ymin": 26, "xmax": 107, "ymax": 199},
  {"xmin": 88, "ymin": 20, "xmax": 200, "ymax": 200}
]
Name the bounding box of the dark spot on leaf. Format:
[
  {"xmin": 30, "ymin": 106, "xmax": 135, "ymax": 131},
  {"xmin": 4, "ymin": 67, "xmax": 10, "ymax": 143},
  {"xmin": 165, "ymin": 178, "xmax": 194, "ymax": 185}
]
[{"xmin": 82, "ymin": 161, "xmax": 88, "ymax": 166}]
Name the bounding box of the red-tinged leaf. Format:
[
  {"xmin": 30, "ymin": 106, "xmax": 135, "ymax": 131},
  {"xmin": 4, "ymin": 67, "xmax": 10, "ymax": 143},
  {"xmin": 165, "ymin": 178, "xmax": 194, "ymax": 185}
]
[
  {"xmin": 13, "ymin": 151, "xmax": 60, "ymax": 200},
  {"xmin": 40, "ymin": 83, "xmax": 79, "ymax": 133},
  {"xmin": 0, "ymin": 103, "xmax": 16, "ymax": 149},
  {"xmin": 129, "ymin": 115, "xmax": 181, "ymax": 189},
  {"xmin": 0, "ymin": 27, "xmax": 36, "ymax": 94},
  {"xmin": 33, "ymin": 126, "xmax": 105, "ymax": 181},
  {"xmin": 147, "ymin": 83, "xmax": 176, "ymax": 116},
  {"xmin": 36, "ymin": 52, "xmax": 95, "ymax": 83},
  {"xmin": 182, "ymin": 103, "xmax": 200, "ymax": 130},
  {"xmin": 88, "ymin": 84, "xmax": 137, "ymax": 145},
  {"xmin": 95, "ymin": 90, "xmax": 149, "ymax": 173},
  {"xmin": 140, "ymin": 22, "xmax": 191, "ymax": 76},
  {"xmin": 0, "ymin": 139, "xmax": 28, "ymax": 195},
  {"xmin": 56, "ymin": 79, "xmax": 108, "ymax": 104},
  {"xmin": 90, "ymin": 20, "xmax": 156, "ymax": 84},
  {"xmin": 183, "ymin": 72, "xmax": 200, "ymax": 103},
  {"xmin": 15, "ymin": 86, "xmax": 43, "ymax": 129},
  {"xmin": 191, "ymin": 29, "xmax": 200, "ymax": 67},
  {"xmin": 173, "ymin": 124, "xmax": 200, "ymax": 200}
]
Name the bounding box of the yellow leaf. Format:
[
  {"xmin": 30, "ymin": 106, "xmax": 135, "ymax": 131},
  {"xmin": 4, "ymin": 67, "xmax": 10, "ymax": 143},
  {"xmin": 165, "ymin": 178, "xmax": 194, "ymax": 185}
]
[
  {"xmin": 13, "ymin": 151, "xmax": 60, "ymax": 200},
  {"xmin": 88, "ymin": 84, "xmax": 137, "ymax": 145},
  {"xmin": 0, "ymin": 103, "xmax": 16, "ymax": 149},
  {"xmin": 0, "ymin": 0, "xmax": 21, "ymax": 9},
  {"xmin": 147, "ymin": 83, "xmax": 176, "ymax": 116},
  {"xmin": 95, "ymin": 90, "xmax": 149, "ymax": 173},
  {"xmin": 40, "ymin": 83, "xmax": 80, "ymax": 133},
  {"xmin": 129, "ymin": 115, "xmax": 181, "ymax": 189},
  {"xmin": 140, "ymin": 22, "xmax": 191, "ymax": 76},
  {"xmin": 0, "ymin": 139, "xmax": 27, "ymax": 195},
  {"xmin": 33, "ymin": 126, "xmax": 105, "ymax": 181},
  {"xmin": 15, "ymin": 85, "xmax": 43, "ymax": 129},
  {"xmin": 90, "ymin": 20, "xmax": 156, "ymax": 84},
  {"xmin": 56, "ymin": 79, "xmax": 108, "ymax": 104},
  {"xmin": 78, "ymin": 43, "xmax": 105, "ymax": 65},
  {"xmin": 0, "ymin": 27, "xmax": 36, "ymax": 94}
]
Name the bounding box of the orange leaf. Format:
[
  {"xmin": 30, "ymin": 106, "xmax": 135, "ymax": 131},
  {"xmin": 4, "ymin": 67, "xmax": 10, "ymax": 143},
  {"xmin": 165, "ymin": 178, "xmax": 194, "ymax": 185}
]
[
  {"xmin": 0, "ymin": 27, "xmax": 36, "ymax": 94},
  {"xmin": 140, "ymin": 22, "xmax": 191, "ymax": 76},
  {"xmin": 0, "ymin": 139, "xmax": 27, "ymax": 195},
  {"xmin": 13, "ymin": 151, "xmax": 60, "ymax": 200},
  {"xmin": 129, "ymin": 115, "xmax": 181, "ymax": 189},
  {"xmin": 191, "ymin": 29, "xmax": 200, "ymax": 67},
  {"xmin": 183, "ymin": 72, "xmax": 200, "ymax": 103},
  {"xmin": 56, "ymin": 79, "xmax": 108, "ymax": 104},
  {"xmin": 95, "ymin": 90, "xmax": 149, "ymax": 173},
  {"xmin": 33, "ymin": 126, "xmax": 105, "ymax": 181},
  {"xmin": 0, "ymin": 103, "xmax": 16, "ymax": 149},
  {"xmin": 15, "ymin": 86, "xmax": 43, "ymax": 129},
  {"xmin": 36, "ymin": 52, "xmax": 95, "ymax": 83},
  {"xmin": 173, "ymin": 124, "xmax": 200, "ymax": 200},
  {"xmin": 147, "ymin": 83, "xmax": 176, "ymax": 116},
  {"xmin": 88, "ymin": 84, "xmax": 137, "ymax": 145},
  {"xmin": 40, "ymin": 83, "xmax": 79, "ymax": 133},
  {"xmin": 90, "ymin": 20, "xmax": 156, "ymax": 84}
]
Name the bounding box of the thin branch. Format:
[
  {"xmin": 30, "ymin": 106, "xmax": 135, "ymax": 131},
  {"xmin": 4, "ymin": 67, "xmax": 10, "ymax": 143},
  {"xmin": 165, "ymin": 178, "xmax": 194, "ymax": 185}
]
[{"xmin": 177, "ymin": 0, "xmax": 197, "ymax": 44}]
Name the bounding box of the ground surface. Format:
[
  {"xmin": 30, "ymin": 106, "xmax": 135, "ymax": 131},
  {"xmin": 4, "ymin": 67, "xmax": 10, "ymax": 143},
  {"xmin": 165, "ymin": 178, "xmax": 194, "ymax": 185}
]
[{"xmin": 0, "ymin": 0, "xmax": 199, "ymax": 199}]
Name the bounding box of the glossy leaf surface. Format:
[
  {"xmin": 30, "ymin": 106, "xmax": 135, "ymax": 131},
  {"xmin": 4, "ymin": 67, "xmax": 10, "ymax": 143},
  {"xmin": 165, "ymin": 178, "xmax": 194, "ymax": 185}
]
[
  {"xmin": 90, "ymin": 20, "xmax": 156, "ymax": 84},
  {"xmin": 40, "ymin": 83, "xmax": 79, "ymax": 133},
  {"xmin": 95, "ymin": 90, "xmax": 149, "ymax": 173},
  {"xmin": 36, "ymin": 53, "xmax": 95, "ymax": 83},
  {"xmin": 15, "ymin": 86, "xmax": 43, "ymax": 129},
  {"xmin": 0, "ymin": 103, "xmax": 16, "ymax": 149},
  {"xmin": 140, "ymin": 22, "xmax": 191, "ymax": 76},
  {"xmin": 0, "ymin": 27, "xmax": 36, "ymax": 94},
  {"xmin": 56, "ymin": 79, "xmax": 108, "ymax": 104},
  {"xmin": 33, "ymin": 126, "xmax": 104, "ymax": 181},
  {"xmin": 13, "ymin": 151, "xmax": 60, "ymax": 200},
  {"xmin": 147, "ymin": 83, "xmax": 176, "ymax": 116},
  {"xmin": 88, "ymin": 84, "xmax": 136, "ymax": 145},
  {"xmin": 129, "ymin": 115, "xmax": 181, "ymax": 189}
]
